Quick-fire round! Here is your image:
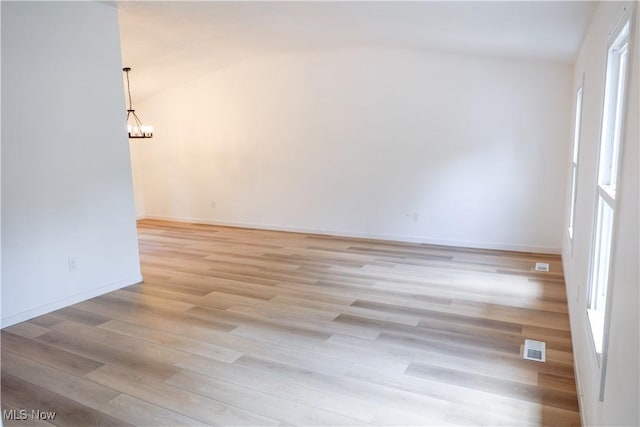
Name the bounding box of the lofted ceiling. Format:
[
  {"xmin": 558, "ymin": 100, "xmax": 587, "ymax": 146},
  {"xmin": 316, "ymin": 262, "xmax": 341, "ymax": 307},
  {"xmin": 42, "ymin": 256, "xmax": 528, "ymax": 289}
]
[{"xmin": 117, "ymin": 1, "xmax": 597, "ymax": 101}]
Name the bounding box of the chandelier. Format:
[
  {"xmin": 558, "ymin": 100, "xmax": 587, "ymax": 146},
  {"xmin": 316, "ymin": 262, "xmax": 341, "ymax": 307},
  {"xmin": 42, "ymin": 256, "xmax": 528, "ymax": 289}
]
[{"xmin": 123, "ymin": 67, "xmax": 153, "ymax": 139}]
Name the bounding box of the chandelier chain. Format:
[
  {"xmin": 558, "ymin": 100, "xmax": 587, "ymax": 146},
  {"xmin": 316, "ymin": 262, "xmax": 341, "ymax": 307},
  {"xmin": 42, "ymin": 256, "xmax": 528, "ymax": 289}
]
[{"xmin": 125, "ymin": 69, "xmax": 134, "ymax": 110}]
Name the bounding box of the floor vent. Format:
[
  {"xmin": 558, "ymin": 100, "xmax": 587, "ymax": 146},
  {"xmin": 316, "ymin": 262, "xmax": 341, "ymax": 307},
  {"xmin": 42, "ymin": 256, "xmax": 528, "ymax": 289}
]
[
  {"xmin": 534, "ymin": 262, "xmax": 550, "ymax": 272},
  {"xmin": 523, "ymin": 339, "xmax": 546, "ymax": 362}
]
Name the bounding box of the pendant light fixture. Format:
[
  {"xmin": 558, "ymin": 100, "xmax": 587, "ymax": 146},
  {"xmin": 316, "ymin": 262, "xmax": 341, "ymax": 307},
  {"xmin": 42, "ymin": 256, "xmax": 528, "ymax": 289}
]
[{"xmin": 123, "ymin": 67, "xmax": 153, "ymax": 139}]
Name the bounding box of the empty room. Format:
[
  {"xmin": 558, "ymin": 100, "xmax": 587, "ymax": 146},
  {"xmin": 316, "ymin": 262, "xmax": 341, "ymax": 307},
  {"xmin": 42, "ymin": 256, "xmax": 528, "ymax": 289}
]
[{"xmin": 1, "ymin": 1, "xmax": 638, "ymax": 426}]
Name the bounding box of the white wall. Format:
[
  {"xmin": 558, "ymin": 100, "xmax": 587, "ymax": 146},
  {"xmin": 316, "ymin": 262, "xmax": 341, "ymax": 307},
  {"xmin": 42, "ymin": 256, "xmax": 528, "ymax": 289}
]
[
  {"xmin": 562, "ymin": 2, "xmax": 639, "ymax": 425},
  {"xmin": 1, "ymin": 1, "xmax": 142, "ymax": 327},
  {"xmin": 131, "ymin": 47, "xmax": 572, "ymax": 253}
]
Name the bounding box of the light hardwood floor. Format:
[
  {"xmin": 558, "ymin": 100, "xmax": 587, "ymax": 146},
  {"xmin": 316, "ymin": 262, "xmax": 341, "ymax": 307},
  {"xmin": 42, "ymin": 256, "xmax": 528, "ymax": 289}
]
[{"xmin": 1, "ymin": 220, "xmax": 580, "ymax": 426}]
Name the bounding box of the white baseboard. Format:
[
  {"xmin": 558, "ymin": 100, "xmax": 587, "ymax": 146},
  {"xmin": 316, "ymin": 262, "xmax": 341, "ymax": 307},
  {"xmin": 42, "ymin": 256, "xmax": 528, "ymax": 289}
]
[
  {"xmin": 142, "ymin": 214, "xmax": 560, "ymax": 254},
  {"xmin": 1, "ymin": 274, "xmax": 143, "ymax": 328}
]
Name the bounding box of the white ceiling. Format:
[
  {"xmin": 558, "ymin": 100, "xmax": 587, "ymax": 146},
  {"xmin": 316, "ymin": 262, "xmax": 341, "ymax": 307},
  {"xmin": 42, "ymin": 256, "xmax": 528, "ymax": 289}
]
[{"xmin": 117, "ymin": 1, "xmax": 597, "ymax": 101}]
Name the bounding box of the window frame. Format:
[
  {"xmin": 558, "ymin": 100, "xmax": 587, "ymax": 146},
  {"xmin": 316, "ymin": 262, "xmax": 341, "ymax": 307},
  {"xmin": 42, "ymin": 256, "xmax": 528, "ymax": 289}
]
[
  {"xmin": 585, "ymin": 9, "xmax": 633, "ymax": 402},
  {"xmin": 567, "ymin": 85, "xmax": 584, "ymax": 247}
]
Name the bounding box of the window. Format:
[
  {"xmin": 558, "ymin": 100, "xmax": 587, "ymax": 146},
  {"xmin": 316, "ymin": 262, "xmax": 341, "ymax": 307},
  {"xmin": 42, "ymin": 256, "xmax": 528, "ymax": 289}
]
[
  {"xmin": 587, "ymin": 20, "xmax": 630, "ymax": 355},
  {"xmin": 568, "ymin": 86, "xmax": 583, "ymax": 242}
]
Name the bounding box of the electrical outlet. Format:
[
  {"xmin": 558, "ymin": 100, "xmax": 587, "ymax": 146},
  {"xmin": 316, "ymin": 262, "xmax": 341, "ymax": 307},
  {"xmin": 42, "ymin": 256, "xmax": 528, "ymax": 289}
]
[
  {"xmin": 211, "ymin": 201, "xmax": 216, "ymax": 208},
  {"xmin": 68, "ymin": 258, "xmax": 78, "ymax": 272},
  {"xmin": 412, "ymin": 212, "xmax": 419, "ymax": 222}
]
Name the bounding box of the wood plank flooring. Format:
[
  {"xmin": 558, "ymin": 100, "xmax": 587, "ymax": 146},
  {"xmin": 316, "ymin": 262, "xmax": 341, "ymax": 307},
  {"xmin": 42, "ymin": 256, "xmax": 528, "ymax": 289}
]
[{"xmin": 1, "ymin": 220, "xmax": 580, "ymax": 426}]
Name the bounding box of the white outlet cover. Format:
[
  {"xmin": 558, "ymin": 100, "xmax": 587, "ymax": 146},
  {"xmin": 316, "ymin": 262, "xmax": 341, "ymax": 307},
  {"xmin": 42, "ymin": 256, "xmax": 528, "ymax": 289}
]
[{"xmin": 534, "ymin": 262, "xmax": 550, "ymax": 272}]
